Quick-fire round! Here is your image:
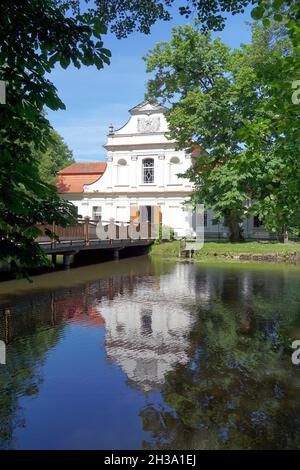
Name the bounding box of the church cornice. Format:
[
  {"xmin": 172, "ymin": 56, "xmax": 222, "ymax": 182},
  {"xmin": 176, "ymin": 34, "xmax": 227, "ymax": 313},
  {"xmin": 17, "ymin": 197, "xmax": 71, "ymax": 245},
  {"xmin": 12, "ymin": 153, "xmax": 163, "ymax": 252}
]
[
  {"xmin": 103, "ymin": 142, "xmax": 176, "ymax": 151},
  {"xmin": 82, "ymin": 190, "xmax": 193, "ymax": 197},
  {"xmin": 108, "ymin": 131, "xmax": 167, "ymax": 138}
]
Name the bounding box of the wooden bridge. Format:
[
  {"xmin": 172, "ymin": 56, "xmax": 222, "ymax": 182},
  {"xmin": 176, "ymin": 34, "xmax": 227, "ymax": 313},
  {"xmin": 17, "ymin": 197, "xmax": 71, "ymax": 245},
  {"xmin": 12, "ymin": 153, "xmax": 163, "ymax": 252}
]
[{"xmin": 36, "ymin": 218, "xmax": 153, "ymax": 268}]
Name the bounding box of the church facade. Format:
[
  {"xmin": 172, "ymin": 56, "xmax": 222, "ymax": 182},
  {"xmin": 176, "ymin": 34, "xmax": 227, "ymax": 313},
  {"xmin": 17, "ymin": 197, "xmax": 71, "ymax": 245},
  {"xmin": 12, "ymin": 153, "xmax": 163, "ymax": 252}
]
[{"xmin": 57, "ymin": 101, "xmax": 269, "ymax": 240}]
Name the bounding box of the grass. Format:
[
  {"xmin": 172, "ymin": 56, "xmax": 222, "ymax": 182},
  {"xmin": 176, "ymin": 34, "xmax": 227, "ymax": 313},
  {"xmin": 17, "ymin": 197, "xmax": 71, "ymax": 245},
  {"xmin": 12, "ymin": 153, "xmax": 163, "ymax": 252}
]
[
  {"xmin": 150, "ymin": 240, "xmax": 300, "ymax": 261},
  {"xmin": 150, "ymin": 240, "xmax": 181, "ymax": 256},
  {"xmin": 196, "ymin": 241, "xmax": 300, "ymax": 256}
]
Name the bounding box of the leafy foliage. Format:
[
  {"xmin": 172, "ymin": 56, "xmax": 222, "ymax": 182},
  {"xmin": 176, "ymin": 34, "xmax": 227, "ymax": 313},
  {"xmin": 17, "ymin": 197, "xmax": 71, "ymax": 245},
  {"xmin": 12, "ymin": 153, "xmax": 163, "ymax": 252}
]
[
  {"xmin": 173, "ymin": 1, "xmax": 300, "ymax": 236},
  {"xmin": 1, "ymin": 0, "xmax": 299, "ymax": 273},
  {"xmin": 145, "ymin": 20, "xmax": 299, "ymax": 240},
  {"xmin": 93, "ymin": 0, "xmax": 174, "ymax": 38},
  {"xmin": 0, "ymin": 0, "xmax": 178, "ymax": 274},
  {"xmin": 179, "ymin": 0, "xmax": 252, "ymax": 31},
  {"xmin": 1, "ymin": 0, "xmax": 199, "ymax": 274},
  {"xmin": 37, "ymin": 129, "xmax": 75, "ymax": 184},
  {"xmin": 0, "ymin": 0, "xmax": 113, "ymax": 272}
]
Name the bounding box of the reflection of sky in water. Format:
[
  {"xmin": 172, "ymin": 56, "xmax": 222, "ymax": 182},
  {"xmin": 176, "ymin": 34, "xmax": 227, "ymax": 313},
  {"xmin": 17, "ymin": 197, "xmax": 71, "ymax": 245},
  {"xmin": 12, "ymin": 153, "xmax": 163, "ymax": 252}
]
[{"xmin": 0, "ymin": 258, "xmax": 300, "ymax": 449}]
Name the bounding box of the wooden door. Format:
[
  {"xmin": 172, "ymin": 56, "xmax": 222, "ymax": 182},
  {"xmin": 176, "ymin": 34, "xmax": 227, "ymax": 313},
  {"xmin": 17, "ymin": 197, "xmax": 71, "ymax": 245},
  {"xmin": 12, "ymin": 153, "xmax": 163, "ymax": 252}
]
[
  {"xmin": 130, "ymin": 206, "xmax": 140, "ymax": 223},
  {"xmin": 153, "ymin": 206, "xmax": 162, "ymax": 224}
]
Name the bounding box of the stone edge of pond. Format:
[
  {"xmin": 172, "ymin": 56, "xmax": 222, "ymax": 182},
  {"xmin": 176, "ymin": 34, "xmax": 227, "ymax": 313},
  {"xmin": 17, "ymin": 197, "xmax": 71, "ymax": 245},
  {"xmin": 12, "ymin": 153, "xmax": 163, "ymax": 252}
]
[{"xmin": 150, "ymin": 251, "xmax": 300, "ymax": 264}]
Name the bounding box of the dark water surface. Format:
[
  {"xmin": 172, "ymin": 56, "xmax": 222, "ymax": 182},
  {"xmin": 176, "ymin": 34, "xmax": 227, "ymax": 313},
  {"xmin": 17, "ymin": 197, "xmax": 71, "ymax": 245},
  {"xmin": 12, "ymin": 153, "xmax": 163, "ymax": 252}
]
[{"xmin": 0, "ymin": 256, "xmax": 300, "ymax": 450}]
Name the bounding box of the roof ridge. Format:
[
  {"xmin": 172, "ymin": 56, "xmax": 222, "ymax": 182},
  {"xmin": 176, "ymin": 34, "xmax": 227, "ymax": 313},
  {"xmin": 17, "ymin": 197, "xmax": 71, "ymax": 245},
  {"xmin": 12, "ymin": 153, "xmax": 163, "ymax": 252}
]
[{"xmin": 59, "ymin": 162, "xmax": 107, "ymax": 175}]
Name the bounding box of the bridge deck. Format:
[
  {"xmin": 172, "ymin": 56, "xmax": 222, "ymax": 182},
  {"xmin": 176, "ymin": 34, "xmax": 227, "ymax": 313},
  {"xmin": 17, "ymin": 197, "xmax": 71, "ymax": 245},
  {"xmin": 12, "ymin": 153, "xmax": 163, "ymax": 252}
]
[
  {"xmin": 39, "ymin": 238, "xmax": 151, "ymax": 255},
  {"xmin": 36, "ymin": 218, "xmax": 153, "ymax": 256}
]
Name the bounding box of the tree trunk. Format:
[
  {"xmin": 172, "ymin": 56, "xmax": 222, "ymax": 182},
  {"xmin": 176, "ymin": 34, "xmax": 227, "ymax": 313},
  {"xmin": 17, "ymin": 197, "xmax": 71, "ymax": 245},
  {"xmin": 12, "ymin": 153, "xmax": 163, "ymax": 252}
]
[
  {"xmin": 225, "ymin": 213, "xmax": 244, "ymax": 242},
  {"xmin": 283, "ymin": 227, "xmax": 289, "ymax": 244}
]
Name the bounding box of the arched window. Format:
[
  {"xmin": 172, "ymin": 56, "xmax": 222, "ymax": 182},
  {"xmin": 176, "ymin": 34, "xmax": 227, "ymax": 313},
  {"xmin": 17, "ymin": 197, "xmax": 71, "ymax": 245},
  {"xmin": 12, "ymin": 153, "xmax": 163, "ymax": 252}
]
[
  {"xmin": 117, "ymin": 158, "xmax": 128, "ymax": 185},
  {"xmin": 169, "ymin": 156, "xmax": 180, "ymax": 183},
  {"xmin": 143, "ymin": 158, "xmax": 154, "ymax": 184}
]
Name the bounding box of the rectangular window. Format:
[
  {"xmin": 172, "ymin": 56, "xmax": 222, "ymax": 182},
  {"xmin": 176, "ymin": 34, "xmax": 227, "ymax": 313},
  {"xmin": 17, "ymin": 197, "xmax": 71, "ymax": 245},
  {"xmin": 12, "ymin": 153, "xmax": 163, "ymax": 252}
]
[
  {"xmin": 92, "ymin": 206, "xmax": 102, "ymax": 221},
  {"xmin": 143, "ymin": 158, "xmax": 154, "ymax": 184}
]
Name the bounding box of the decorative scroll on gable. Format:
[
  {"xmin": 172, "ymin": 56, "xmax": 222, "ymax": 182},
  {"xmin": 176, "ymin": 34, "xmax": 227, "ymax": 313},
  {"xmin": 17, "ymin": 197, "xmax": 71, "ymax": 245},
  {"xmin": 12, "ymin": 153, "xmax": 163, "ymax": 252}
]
[{"xmin": 137, "ymin": 117, "xmax": 160, "ymax": 133}]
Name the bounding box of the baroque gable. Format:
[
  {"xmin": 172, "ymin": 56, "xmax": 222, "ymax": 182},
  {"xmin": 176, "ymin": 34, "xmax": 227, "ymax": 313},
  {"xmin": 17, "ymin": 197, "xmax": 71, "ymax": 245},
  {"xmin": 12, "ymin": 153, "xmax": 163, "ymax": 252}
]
[
  {"xmin": 71, "ymin": 100, "xmax": 192, "ymax": 194},
  {"xmin": 129, "ymin": 100, "xmax": 167, "ymax": 116}
]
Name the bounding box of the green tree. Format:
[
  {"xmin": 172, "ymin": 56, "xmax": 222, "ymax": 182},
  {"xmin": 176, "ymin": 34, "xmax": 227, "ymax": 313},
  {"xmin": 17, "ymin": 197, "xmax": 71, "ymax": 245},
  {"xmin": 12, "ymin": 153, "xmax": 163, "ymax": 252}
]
[
  {"xmin": 1, "ymin": 0, "xmax": 298, "ymax": 273},
  {"xmin": 144, "ymin": 21, "xmax": 298, "ymax": 241},
  {"xmin": 144, "ymin": 24, "xmax": 259, "ymax": 241},
  {"xmin": 172, "ymin": 1, "xmax": 300, "ymax": 239},
  {"xmin": 37, "ymin": 129, "xmax": 75, "ymax": 184},
  {"xmin": 0, "ymin": 0, "xmax": 179, "ymax": 274},
  {"xmin": 0, "ymin": 0, "xmax": 110, "ymax": 273},
  {"xmin": 238, "ymin": 18, "xmax": 300, "ymax": 241}
]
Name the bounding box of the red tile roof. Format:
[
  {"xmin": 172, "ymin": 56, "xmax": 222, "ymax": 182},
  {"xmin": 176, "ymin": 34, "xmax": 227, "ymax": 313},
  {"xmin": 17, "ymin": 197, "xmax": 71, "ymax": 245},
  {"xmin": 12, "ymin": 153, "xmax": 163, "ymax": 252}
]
[
  {"xmin": 57, "ymin": 162, "xmax": 107, "ymax": 193},
  {"xmin": 58, "ymin": 162, "xmax": 107, "ymax": 175},
  {"xmin": 55, "ymin": 295, "xmax": 105, "ymax": 327}
]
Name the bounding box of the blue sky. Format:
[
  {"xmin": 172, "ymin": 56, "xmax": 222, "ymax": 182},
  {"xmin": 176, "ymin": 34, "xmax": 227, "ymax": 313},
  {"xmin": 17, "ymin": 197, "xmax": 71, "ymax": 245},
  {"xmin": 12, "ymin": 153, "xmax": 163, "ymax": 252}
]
[{"xmin": 47, "ymin": 3, "xmax": 253, "ymax": 162}]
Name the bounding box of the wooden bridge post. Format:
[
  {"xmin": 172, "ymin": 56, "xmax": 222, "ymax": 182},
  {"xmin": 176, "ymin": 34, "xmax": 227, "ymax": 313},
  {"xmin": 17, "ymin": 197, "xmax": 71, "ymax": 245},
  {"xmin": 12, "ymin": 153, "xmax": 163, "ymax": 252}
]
[
  {"xmin": 63, "ymin": 254, "xmax": 72, "ymax": 269},
  {"xmin": 84, "ymin": 217, "xmax": 90, "ymax": 246},
  {"xmin": 51, "ymin": 222, "xmax": 56, "ymax": 249}
]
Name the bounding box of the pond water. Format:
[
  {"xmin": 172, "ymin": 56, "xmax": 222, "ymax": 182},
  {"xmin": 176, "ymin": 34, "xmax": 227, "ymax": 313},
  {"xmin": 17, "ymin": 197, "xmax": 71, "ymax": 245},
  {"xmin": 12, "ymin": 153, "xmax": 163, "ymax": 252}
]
[{"xmin": 0, "ymin": 256, "xmax": 300, "ymax": 450}]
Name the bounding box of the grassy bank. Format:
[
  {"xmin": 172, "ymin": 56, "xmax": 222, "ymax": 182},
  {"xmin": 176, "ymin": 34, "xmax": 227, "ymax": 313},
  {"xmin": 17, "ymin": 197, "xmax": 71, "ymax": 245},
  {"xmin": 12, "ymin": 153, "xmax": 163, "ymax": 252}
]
[{"xmin": 150, "ymin": 240, "xmax": 300, "ymax": 262}]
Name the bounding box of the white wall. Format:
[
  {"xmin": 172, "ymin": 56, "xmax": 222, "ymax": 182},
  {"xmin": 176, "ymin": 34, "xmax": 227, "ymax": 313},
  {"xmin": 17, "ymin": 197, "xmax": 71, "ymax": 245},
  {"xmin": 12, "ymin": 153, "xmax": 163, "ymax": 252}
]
[
  {"xmin": 69, "ymin": 195, "xmax": 192, "ymax": 237},
  {"xmin": 84, "ymin": 150, "xmax": 192, "ymax": 194},
  {"xmin": 66, "ymin": 102, "xmax": 194, "ymax": 236}
]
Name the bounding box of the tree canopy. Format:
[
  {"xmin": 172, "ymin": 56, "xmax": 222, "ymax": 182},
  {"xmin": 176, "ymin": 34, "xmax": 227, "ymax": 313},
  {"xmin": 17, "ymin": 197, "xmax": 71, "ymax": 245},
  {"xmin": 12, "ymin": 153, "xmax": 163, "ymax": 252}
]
[
  {"xmin": 37, "ymin": 129, "xmax": 75, "ymax": 184},
  {"xmin": 144, "ymin": 20, "xmax": 299, "ymax": 240},
  {"xmin": 0, "ymin": 0, "xmax": 178, "ymax": 273},
  {"xmin": 0, "ymin": 0, "xmax": 299, "ymax": 274}
]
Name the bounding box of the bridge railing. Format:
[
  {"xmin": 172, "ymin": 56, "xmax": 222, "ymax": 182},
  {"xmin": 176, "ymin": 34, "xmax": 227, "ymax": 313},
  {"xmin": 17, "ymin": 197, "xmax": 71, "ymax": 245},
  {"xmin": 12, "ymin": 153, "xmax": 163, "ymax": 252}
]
[{"xmin": 36, "ymin": 218, "xmax": 153, "ymax": 247}]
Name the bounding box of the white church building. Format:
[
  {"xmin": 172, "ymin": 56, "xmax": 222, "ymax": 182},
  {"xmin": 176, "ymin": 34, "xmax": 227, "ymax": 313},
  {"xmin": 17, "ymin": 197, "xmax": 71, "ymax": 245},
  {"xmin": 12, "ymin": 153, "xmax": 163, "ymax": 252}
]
[{"xmin": 57, "ymin": 101, "xmax": 268, "ymax": 239}]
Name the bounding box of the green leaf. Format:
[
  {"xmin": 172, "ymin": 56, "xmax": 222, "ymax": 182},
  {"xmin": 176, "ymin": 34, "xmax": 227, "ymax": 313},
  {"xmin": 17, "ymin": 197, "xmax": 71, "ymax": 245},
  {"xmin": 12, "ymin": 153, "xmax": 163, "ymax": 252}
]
[
  {"xmin": 251, "ymin": 6, "xmax": 265, "ymax": 20},
  {"xmin": 93, "ymin": 18, "xmax": 107, "ymax": 35},
  {"xmin": 272, "ymin": 0, "xmax": 284, "ymax": 10},
  {"xmin": 60, "ymin": 56, "xmax": 70, "ymax": 69}
]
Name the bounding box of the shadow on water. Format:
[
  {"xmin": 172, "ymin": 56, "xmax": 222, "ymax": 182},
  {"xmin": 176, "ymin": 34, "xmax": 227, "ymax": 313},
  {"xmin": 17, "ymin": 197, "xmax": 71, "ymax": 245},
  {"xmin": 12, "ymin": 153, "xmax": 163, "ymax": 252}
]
[
  {"xmin": 0, "ymin": 243, "xmax": 150, "ymax": 282},
  {"xmin": 0, "ymin": 256, "xmax": 300, "ymax": 449}
]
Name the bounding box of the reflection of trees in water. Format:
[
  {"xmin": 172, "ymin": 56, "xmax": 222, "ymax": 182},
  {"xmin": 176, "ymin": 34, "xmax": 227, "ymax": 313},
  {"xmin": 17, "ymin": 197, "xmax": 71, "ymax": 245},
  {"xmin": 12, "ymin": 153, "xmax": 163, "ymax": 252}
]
[
  {"xmin": 141, "ymin": 269, "xmax": 300, "ymax": 450},
  {"xmin": 1, "ymin": 264, "xmax": 299, "ymax": 449},
  {"xmin": 0, "ymin": 271, "xmax": 147, "ymax": 448},
  {"xmin": 0, "ymin": 315, "xmax": 63, "ymax": 449}
]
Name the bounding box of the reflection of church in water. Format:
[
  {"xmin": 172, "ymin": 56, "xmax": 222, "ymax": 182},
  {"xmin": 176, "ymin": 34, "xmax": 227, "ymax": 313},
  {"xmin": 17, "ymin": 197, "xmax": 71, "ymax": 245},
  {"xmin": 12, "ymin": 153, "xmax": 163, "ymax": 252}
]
[
  {"xmin": 0, "ymin": 261, "xmax": 285, "ymax": 394},
  {"xmin": 96, "ymin": 264, "xmax": 198, "ymax": 392}
]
